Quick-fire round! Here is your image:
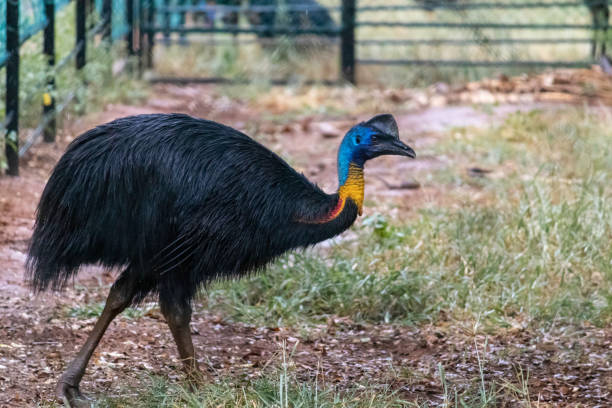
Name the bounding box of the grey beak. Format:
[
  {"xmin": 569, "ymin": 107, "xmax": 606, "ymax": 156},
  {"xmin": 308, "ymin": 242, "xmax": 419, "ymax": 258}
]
[
  {"xmin": 389, "ymin": 139, "xmax": 416, "ymax": 158},
  {"xmin": 368, "ymin": 133, "xmax": 416, "ymax": 159}
]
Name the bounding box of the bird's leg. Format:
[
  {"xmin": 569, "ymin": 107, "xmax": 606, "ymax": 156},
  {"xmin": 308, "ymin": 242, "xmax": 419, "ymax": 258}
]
[
  {"xmin": 56, "ymin": 274, "xmax": 135, "ymax": 406},
  {"xmin": 160, "ymin": 298, "xmax": 208, "ymax": 383}
]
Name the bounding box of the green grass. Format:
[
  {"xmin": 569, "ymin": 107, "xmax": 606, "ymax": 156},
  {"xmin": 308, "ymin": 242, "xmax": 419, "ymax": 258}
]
[
  {"xmin": 205, "ymin": 108, "xmax": 612, "ymax": 330},
  {"xmin": 89, "ymin": 341, "xmax": 410, "ymax": 408},
  {"xmin": 95, "ymin": 375, "xmax": 409, "ymax": 408}
]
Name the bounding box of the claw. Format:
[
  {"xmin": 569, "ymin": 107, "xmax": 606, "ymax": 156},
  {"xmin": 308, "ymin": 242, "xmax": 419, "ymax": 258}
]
[
  {"xmin": 184, "ymin": 366, "xmax": 212, "ymax": 392},
  {"xmin": 57, "ymin": 380, "xmax": 89, "ymax": 408}
]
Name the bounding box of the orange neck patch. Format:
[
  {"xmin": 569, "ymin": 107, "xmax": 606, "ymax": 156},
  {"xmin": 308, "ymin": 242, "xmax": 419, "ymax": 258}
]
[
  {"xmin": 338, "ymin": 164, "xmax": 364, "ymax": 216},
  {"xmin": 298, "ymin": 163, "xmax": 364, "ymax": 224}
]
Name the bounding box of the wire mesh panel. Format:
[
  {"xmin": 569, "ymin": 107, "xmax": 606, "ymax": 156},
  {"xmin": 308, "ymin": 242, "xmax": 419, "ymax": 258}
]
[{"xmin": 356, "ymin": 0, "xmax": 610, "ymax": 83}]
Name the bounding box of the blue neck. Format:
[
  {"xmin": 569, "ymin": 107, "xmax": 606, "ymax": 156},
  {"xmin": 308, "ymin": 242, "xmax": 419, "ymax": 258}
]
[{"xmin": 337, "ymin": 141, "xmax": 364, "ymax": 186}]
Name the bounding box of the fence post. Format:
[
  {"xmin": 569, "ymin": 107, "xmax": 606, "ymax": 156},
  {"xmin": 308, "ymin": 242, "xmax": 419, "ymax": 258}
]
[
  {"xmin": 146, "ymin": 0, "xmax": 155, "ymax": 68},
  {"xmin": 138, "ymin": 0, "xmax": 144, "ymax": 75},
  {"xmin": 103, "ymin": 0, "xmax": 112, "ymax": 41},
  {"xmin": 43, "ymin": 0, "xmax": 56, "ymax": 143},
  {"xmin": 127, "ymin": 0, "xmax": 134, "ymax": 57},
  {"xmin": 76, "ymin": 0, "xmax": 86, "ymax": 69},
  {"xmin": 5, "ymin": 0, "xmax": 19, "ymax": 176},
  {"xmin": 163, "ymin": 0, "xmax": 170, "ymax": 44},
  {"xmin": 341, "ymin": 0, "xmax": 356, "ymax": 84}
]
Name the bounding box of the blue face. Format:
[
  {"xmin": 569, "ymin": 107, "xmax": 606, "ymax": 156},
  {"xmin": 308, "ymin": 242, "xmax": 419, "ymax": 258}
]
[
  {"xmin": 337, "ymin": 125, "xmax": 376, "ymax": 185},
  {"xmin": 336, "ymin": 116, "xmax": 415, "ymax": 187}
]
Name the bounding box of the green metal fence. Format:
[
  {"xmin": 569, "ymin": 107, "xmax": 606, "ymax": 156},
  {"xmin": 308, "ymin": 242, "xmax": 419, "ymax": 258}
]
[
  {"xmin": 357, "ymin": 1, "xmax": 610, "ymax": 70},
  {"xmin": 0, "ymin": 0, "xmax": 70, "ymax": 65},
  {"xmin": 142, "ymin": 0, "xmax": 610, "ymax": 83},
  {"xmin": 1, "ymin": 0, "xmax": 130, "ymax": 176}
]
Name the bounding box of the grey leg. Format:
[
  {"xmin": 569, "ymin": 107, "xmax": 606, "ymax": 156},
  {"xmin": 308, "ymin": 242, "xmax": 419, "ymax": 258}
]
[
  {"xmin": 159, "ymin": 298, "xmax": 207, "ymax": 382},
  {"xmin": 56, "ymin": 274, "xmax": 135, "ymax": 406}
]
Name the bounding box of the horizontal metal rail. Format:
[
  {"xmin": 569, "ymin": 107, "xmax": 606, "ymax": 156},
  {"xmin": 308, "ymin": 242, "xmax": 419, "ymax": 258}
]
[
  {"xmin": 358, "ymin": 59, "xmax": 593, "ymax": 67},
  {"xmin": 149, "ymin": 76, "xmax": 339, "ymax": 85},
  {"xmin": 157, "ymin": 1, "xmax": 608, "ymax": 13},
  {"xmin": 158, "ymin": 4, "xmax": 342, "ymax": 13},
  {"xmin": 357, "ymin": 21, "xmax": 596, "ymax": 29},
  {"xmin": 56, "ymin": 42, "xmax": 82, "ymax": 72},
  {"xmin": 19, "ymin": 92, "xmax": 76, "ymax": 157},
  {"xmin": 159, "ymin": 36, "xmax": 340, "ymax": 46},
  {"xmin": 144, "ymin": 25, "xmax": 340, "ymax": 35},
  {"xmin": 357, "ymin": 1, "xmax": 607, "ymax": 11},
  {"xmin": 88, "ymin": 17, "xmax": 110, "ymax": 38},
  {"xmin": 358, "ymin": 38, "xmax": 595, "ymax": 46}
]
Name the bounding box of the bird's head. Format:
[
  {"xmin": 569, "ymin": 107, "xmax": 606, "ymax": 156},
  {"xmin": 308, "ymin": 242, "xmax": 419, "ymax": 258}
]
[{"xmin": 337, "ymin": 114, "xmax": 415, "ymax": 185}]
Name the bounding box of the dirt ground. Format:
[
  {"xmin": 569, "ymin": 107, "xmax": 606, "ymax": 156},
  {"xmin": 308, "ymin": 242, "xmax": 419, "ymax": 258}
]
[{"xmin": 1, "ymin": 85, "xmax": 610, "ymax": 406}]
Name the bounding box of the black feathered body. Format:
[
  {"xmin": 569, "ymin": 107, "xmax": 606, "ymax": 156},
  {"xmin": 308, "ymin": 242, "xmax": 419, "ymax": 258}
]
[{"xmin": 27, "ymin": 114, "xmax": 358, "ymax": 304}]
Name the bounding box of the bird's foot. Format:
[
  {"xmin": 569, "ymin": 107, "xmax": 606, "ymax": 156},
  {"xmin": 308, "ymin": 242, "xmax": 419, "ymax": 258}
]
[
  {"xmin": 184, "ymin": 367, "xmax": 212, "ymax": 391},
  {"xmin": 56, "ymin": 380, "xmax": 89, "ymax": 408}
]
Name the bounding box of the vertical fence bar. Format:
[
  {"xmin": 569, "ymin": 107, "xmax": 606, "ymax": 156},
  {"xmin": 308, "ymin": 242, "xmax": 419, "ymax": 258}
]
[
  {"xmin": 103, "ymin": 0, "xmax": 112, "ymax": 41},
  {"xmin": 43, "ymin": 0, "xmax": 56, "ymax": 143},
  {"xmin": 163, "ymin": 0, "xmax": 170, "ymax": 44},
  {"xmin": 138, "ymin": 0, "xmax": 144, "ymax": 75},
  {"xmin": 76, "ymin": 0, "xmax": 86, "ymax": 69},
  {"xmin": 146, "ymin": 0, "xmax": 154, "ymax": 68},
  {"xmin": 127, "ymin": 0, "xmax": 135, "ymax": 56},
  {"xmin": 178, "ymin": 0, "xmax": 186, "ymax": 44},
  {"xmin": 341, "ymin": 0, "xmax": 356, "ymax": 84},
  {"xmin": 5, "ymin": 0, "xmax": 19, "ymax": 176}
]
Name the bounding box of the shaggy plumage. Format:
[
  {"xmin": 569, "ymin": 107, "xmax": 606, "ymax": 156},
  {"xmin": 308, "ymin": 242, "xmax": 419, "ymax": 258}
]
[{"xmin": 27, "ymin": 113, "xmax": 358, "ymax": 306}]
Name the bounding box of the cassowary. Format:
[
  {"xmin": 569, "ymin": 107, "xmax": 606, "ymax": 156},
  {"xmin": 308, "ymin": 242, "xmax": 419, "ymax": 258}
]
[{"xmin": 26, "ymin": 113, "xmax": 415, "ymax": 404}]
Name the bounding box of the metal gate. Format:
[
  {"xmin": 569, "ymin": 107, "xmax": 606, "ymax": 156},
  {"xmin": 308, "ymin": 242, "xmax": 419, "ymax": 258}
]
[
  {"xmin": 356, "ymin": 1, "xmax": 610, "ymax": 84},
  {"xmin": 141, "ymin": 0, "xmax": 610, "ymax": 84}
]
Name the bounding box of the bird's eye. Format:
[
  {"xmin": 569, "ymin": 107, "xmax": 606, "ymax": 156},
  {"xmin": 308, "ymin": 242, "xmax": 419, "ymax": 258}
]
[{"xmin": 355, "ymin": 135, "xmax": 361, "ymax": 144}]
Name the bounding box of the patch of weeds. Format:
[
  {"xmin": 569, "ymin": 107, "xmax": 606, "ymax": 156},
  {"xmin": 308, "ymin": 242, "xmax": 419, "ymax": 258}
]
[
  {"xmin": 207, "ymin": 246, "xmax": 431, "ymax": 327},
  {"xmin": 204, "ymin": 108, "xmax": 612, "ymax": 329},
  {"xmin": 96, "ymin": 376, "xmax": 409, "ymax": 408},
  {"xmin": 205, "ymin": 177, "xmax": 612, "ymax": 328}
]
